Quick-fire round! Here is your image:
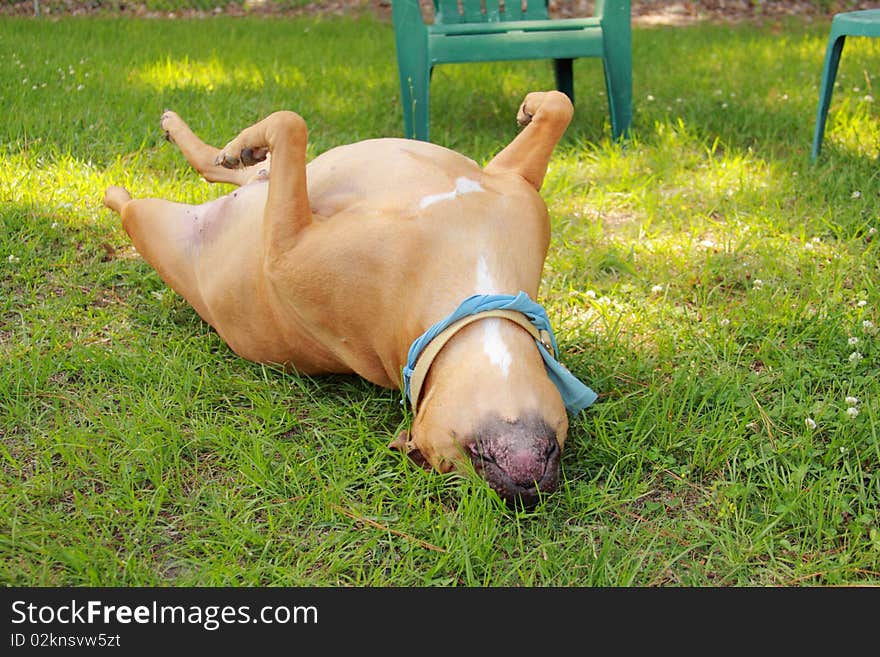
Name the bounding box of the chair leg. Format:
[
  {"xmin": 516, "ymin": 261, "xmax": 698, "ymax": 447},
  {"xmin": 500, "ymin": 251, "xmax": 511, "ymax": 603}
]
[
  {"xmin": 811, "ymin": 33, "xmax": 846, "ymax": 161},
  {"xmin": 398, "ymin": 62, "xmax": 432, "ymax": 141},
  {"xmin": 553, "ymin": 58, "xmax": 575, "ymax": 104},
  {"xmin": 598, "ymin": 0, "xmax": 633, "ymax": 140},
  {"xmin": 391, "ymin": 1, "xmax": 431, "ymax": 141},
  {"xmin": 411, "ymin": 65, "xmax": 432, "ymax": 142},
  {"xmin": 602, "ymin": 47, "xmax": 633, "ymax": 140}
]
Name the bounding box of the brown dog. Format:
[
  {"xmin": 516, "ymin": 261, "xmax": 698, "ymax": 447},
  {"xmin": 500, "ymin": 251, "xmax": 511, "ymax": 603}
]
[{"xmin": 103, "ymin": 90, "xmax": 596, "ymax": 507}]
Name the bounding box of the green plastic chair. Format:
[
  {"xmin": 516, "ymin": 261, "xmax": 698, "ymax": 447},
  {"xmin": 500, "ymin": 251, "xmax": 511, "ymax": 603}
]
[
  {"xmin": 811, "ymin": 9, "xmax": 880, "ymax": 161},
  {"xmin": 391, "ymin": 0, "xmax": 632, "ymax": 142}
]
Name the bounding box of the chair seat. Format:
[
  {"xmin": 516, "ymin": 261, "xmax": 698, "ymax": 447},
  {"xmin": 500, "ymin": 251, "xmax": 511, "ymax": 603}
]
[
  {"xmin": 429, "ymin": 26, "xmax": 606, "ymax": 64},
  {"xmin": 811, "ymin": 9, "xmax": 880, "ymax": 160}
]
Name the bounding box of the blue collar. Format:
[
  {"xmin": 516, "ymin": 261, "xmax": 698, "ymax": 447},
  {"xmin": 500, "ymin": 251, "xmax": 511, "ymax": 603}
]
[{"xmin": 402, "ymin": 291, "xmax": 598, "ymax": 415}]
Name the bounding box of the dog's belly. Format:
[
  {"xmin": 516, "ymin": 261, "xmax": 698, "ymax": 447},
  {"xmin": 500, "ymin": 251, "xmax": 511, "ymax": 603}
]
[{"xmin": 305, "ymin": 138, "xmax": 486, "ymax": 217}]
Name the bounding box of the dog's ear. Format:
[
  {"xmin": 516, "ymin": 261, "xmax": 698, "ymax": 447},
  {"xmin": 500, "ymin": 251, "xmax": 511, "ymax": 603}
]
[{"xmin": 388, "ymin": 430, "xmax": 430, "ymax": 469}]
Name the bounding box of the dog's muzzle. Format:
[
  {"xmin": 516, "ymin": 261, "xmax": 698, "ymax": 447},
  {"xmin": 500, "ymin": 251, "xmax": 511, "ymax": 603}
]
[{"xmin": 467, "ymin": 414, "xmax": 561, "ymax": 508}]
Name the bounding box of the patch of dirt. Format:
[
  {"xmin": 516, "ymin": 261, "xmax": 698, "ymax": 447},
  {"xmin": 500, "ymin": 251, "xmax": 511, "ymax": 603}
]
[{"xmin": 3, "ymin": 0, "xmax": 877, "ymax": 23}]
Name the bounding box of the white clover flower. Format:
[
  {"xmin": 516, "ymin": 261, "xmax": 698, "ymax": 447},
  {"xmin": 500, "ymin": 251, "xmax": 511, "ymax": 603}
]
[
  {"xmin": 839, "ymin": 445, "xmax": 849, "ymax": 453},
  {"xmin": 753, "ymin": 279, "xmax": 764, "ymax": 289},
  {"xmin": 646, "ymin": 94, "xmax": 655, "ymax": 101},
  {"xmin": 805, "ymin": 417, "xmax": 816, "ymax": 430},
  {"xmin": 8, "ymin": 254, "xmax": 19, "ymax": 263},
  {"xmin": 852, "ymin": 190, "xmax": 862, "ymax": 199},
  {"xmin": 845, "ymin": 396, "xmax": 859, "ymax": 406},
  {"xmin": 857, "ymin": 300, "xmax": 867, "ymax": 308},
  {"xmin": 585, "ymin": 290, "xmax": 597, "ymax": 299},
  {"xmin": 651, "ymin": 284, "xmax": 664, "ymax": 294},
  {"xmin": 847, "ymin": 407, "xmax": 860, "ymax": 418},
  {"xmin": 848, "ymin": 336, "xmax": 859, "ymax": 346},
  {"xmin": 719, "ymin": 318, "xmax": 730, "ymax": 327},
  {"xmin": 863, "ymin": 320, "xmax": 876, "ymax": 334},
  {"xmin": 849, "ymin": 351, "xmax": 863, "ymax": 363}
]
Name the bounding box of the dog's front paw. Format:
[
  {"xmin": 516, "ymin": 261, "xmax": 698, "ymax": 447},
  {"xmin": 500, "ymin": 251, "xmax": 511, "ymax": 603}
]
[
  {"xmin": 214, "ymin": 145, "xmax": 269, "ymax": 169},
  {"xmin": 517, "ymin": 92, "xmax": 548, "ymax": 128},
  {"xmin": 516, "ymin": 91, "xmax": 573, "ymax": 129}
]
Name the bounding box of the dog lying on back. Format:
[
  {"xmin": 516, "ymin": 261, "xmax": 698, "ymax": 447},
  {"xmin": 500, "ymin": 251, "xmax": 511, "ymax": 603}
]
[{"xmin": 103, "ymin": 90, "xmax": 596, "ymax": 507}]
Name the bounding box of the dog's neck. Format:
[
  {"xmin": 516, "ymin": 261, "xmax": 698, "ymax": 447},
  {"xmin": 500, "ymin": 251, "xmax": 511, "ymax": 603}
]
[
  {"xmin": 406, "ymin": 307, "xmax": 553, "ymax": 414},
  {"xmin": 406, "ymin": 317, "xmax": 568, "ymax": 471}
]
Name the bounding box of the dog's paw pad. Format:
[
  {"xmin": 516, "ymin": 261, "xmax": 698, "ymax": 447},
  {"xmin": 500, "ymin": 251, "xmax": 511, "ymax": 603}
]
[
  {"xmin": 240, "ymin": 146, "xmax": 268, "ymax": 167},
  {"xmin": 517, "ymin": 103, "xmax": 534, "ymax": 128},
  {"xmin": 216, "ymin": 146, "xmax": 268, "ymax": 169},
  {"xmin": 214, "ymin": 152, "xmax": 241, "ymax": 169},
  {"xmin": 517, "ymin": 91, "xmax": 549, "ymax": 128}
]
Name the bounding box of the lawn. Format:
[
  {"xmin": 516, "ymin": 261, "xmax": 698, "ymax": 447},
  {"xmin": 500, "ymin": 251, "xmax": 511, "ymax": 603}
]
[{"xmin": 1, "ymin": 10, "xmax": 878, "ymax": 586}]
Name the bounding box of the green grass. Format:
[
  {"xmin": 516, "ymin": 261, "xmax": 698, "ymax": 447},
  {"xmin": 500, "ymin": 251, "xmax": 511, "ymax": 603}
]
[{"xmin": 1, "ymin": 13, "xmax": 879, "ymax": 586}]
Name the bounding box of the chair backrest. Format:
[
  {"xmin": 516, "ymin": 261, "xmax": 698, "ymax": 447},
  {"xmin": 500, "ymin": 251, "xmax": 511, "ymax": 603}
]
[{"xmin": 433, "ymin": 0, "xmax": 550, "ymax": 24}]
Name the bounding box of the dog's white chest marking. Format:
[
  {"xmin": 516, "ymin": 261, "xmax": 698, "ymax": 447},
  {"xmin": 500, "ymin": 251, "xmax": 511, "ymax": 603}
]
[
  {"xmin": 476, "ymin": 254, "xmax": 499, "ymax": 294},
  {"xmin": 419, "ymin": 176, "xmax": 484, "ymax": 209},
  {"xmin": 482, "ymin": 319, "xmax": 512, "ymax": 377},
  {"xmin": 475, "ymin": 255, "xmax": 512, "ymax": 378}
]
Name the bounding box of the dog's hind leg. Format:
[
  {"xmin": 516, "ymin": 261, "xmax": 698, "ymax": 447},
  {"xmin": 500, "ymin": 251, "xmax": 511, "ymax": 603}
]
[
  {"xmin": 102, "ymin": 185, "xmax": 217, "ymax": 327},
  {"xmin": 103, "ymin": 111, "xmax": 312, "ymax": 335},
  {"xmin": 484, "ymin": 91, "xmax": 574, "ymax": 191},
  {"xmin": 161, "ymin": 110, "xmax": 269, "ymax": 187}
]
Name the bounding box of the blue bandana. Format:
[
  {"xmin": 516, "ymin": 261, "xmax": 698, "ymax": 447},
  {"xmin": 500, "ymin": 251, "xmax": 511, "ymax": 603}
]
[{"xmin": 402, "ymin": 291, "xmax": 598, "ymax": 415}]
